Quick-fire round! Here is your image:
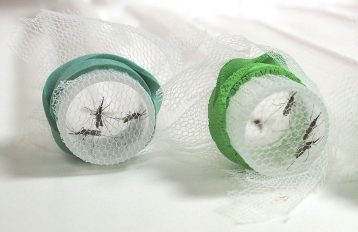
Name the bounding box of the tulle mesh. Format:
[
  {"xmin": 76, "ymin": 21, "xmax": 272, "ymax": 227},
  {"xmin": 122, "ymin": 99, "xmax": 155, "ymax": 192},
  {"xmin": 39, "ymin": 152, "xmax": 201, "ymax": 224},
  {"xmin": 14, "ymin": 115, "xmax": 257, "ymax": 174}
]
[
  {"xmin": 11, "ymin": 10, "xmax": 357, "ymax": 223},
  {"xmin": 326, "ymin": 69, "xmax": 358, "ymax": 182},
  {"xmin": 157, "ymin": 32, "xmax": 331, "ymax": 223},
  {"xmin": 11, "ymin": 10, "xmax": 179, "ymax": 163},
  {"xmin": 53, "ymin": 70, "xmax": 156, "ymax": 165},
  {"xmin": 11, "ymin": 10, "xmax": 181, "ymax": 84}
]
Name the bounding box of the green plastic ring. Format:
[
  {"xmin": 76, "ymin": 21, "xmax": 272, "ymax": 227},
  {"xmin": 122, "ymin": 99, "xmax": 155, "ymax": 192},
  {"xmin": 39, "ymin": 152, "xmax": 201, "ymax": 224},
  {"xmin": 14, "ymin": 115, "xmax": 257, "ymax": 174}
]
[
  {"xmin": 208, "ymin": 52, "xmax": 303, "ymax": 169},
  {"xmin": 42, "ymin": 53, "xmax": 162, "ymax": 156}
]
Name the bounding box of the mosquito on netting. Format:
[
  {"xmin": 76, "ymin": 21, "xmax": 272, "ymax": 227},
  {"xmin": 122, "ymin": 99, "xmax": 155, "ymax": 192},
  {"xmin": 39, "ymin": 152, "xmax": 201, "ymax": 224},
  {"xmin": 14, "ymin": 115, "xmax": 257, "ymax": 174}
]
[
  {"xmin": 303, "ymin": 112, "xmax": 322, "ymax": 141},
  {"xmin": 66, "ymin": 125, "xmax": 103, "ymax": 152},
  {"xmin": 122, "ymin": 110, "xmax": 147, "ymax": 123},
  {"xmin": 287, "ymin": 136, "xmax": 323, "ymax": 170},
  {"xmin": 68, "ymin": 127, "xmax": 102, "ymax": 138},
  {"xmin": 272, "ymin": 91, "xmax": 297, "ymax": 119},
  {"xmin": 282, "ymin": 91, "xmax": 297, "ymax": 117},
  {"xmin": 113, "ymin": 110, "xmax": 147, "ymax": 124},
  {"xmin": 67, "ymin": 127, "xmax": 101, "ymax": 146},
  {"xmin": 250, "ymin": 91, "xmax": 297, "ymax": 133},
  {"xmin": 82, "ymin": 96, "xmax": 119, "ymax": 136}
]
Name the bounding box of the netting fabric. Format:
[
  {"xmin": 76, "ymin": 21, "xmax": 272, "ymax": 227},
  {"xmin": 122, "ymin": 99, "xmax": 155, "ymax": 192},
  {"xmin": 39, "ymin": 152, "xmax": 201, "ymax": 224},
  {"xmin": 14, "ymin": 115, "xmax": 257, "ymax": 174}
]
[
  {"xmin": 11, "ymin": 10, "xmax": 179, "ymax": 164},
  {"xmin": 10, "ymin": 9, "xmax": 355, "ymax": 223},
  {"xmin": 209, "ymin": 54, "xmax": 329, "ymax": 176},
  {"xmin": 46, "ymin": 55, "xmax": 159, "ymax": 165},
  {"xmin": 158, "ymin": 33, "xmax": 331, "ymax": 222}
]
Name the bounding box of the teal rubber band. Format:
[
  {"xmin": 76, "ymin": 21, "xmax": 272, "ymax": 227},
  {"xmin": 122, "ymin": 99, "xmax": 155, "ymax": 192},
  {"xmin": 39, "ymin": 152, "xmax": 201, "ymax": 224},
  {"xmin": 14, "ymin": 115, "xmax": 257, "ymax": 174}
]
[
  {"xmin": 42, "ymin": 53, "xmax": 161, "ymax": 155},
  {"xmin": 208, "ymin": 52, "xmax": 303, "ymax": 169}
]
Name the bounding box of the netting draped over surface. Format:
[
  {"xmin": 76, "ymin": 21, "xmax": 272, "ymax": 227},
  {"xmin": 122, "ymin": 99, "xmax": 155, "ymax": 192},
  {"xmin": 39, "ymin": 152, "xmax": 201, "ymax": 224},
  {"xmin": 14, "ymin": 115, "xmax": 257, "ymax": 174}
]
[
  {"xmin": 11, "ymin": 10, "xmax": 180, "ymax": 164},
  {"xmin": 10, "ymin": 10, "xmax": 358, "ymax": 223},
  {"xmin": 12, "ymin": 10, "xmax": 181, "ymax": 85},
  {"xmin": 157, "ymin": 33, "xmax": 331, "ymax": 222}
]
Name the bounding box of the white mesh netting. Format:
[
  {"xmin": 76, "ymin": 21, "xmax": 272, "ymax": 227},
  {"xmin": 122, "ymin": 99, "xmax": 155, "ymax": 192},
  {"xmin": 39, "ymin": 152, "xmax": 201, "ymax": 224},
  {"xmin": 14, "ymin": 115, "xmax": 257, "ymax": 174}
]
[
  {"xmin": 326, "ymin": 74, "xmax": 358, "ymax": 182},
  {"xmin": 10, "ymin": 9, "xmax": 358, "ymax": 223},
  {"xmin": 53, "ymin": 70, "xmax": 156, "ymax": 165},
  {"xmin": 227, "ymin": 75, "xmax": 329, "ymax": 176},
  {"xmin": 11, "ymin": 10, "xmax": 181, "ymax": 85},
  {"xmin": 156, "ymin": 31, "xmax": 332, "ymax": 222},
  {"xmin": 11, "ymin": 10, "xmax": 179, "ymax": 163}
]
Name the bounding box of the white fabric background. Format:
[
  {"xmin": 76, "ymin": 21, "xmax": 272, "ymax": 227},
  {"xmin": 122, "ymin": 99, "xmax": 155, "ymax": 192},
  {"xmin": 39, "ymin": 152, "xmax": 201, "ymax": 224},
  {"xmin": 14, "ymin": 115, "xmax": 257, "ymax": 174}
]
[{"xmin": 0, "ymin": 1, "xmax": 358, "ymax": 231}]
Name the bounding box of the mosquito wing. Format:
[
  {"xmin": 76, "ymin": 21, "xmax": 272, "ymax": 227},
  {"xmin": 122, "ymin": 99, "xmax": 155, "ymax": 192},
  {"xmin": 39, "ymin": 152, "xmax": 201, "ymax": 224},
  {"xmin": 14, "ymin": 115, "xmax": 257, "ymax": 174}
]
[{"xmin": 81, "ymin": 107, "xmax": 95, "ymax": 114}]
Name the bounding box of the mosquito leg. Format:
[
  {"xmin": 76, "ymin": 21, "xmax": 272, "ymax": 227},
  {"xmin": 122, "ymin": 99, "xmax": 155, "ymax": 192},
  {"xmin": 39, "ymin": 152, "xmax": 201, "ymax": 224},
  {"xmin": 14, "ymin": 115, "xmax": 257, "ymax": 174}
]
[
  {"xmin": 262, "ymin": 103, "xmax": 284, "ymax": 127},
  {"xmin": 102, "ymin": 95, "xmax": 115, "ymax": 114},
  {"xmin": 305, "ymin": 149, "xmax": 310, "ymax": 162},
  {"xmin": 303, "ymin": 104, "xmax": 315, "ymax": 128},
  {"xmin": 92, "ymin": 133, "xmax": 98, "ymax": 152},
  {"xmin": 102, "ymin": 102, "xmax": 111, "ymax": 111},
  {"xmin": 288, "ymin": 111, "xmax": 293, "ymax": 130},
  {"xmin": 102, "ymin": 117, "xmax": 116, "ymax": 137},
  {"xmin": 316, "ymin": 118, "xmax": 324, "ymax": 128},
  {"xmin": 86, "ymin": 88, "xmax": 97, "ymax": 113},
  {"xmin": 88, "ymin": 134, "xmax": 96, "ymax": 157},
  {"xmin": 138, "ymin": 110, "xmax": 148, "ymax": 121},
  {"xmin": 271, "ymin": 110, "xmax": 293, "ymax": 134},
  {"xmin": 142, "ymin": 114, "xmax": 148, "ymax": 121},
  {"xmin": 90, "ymin": 117, "xmax": 96, "ymax": 129},
  {"xmin": 80, "ymin": 113, "xmax": 95, "ymax": 129},
  {"xmin": 84, "ymin": 106, "xmax": 96, "ymax": 115},
  {"xmin": 102, "ymin": 113, "xmax": 123, "ymax": 123},
  {"xmin": 272, "ymin": 102, "xmax": 286, "ymax": 107},
  {"xmin": 287, "ymin": 159, "xmax": 296, "ymax": 170},
  {"xmin": 67, "ymin": 129, "xmax": 80, "ymax": 144}
]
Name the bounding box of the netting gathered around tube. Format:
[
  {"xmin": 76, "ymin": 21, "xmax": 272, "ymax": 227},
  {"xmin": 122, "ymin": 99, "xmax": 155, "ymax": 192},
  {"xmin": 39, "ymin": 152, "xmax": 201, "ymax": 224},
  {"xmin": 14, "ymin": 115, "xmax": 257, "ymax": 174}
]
[
  {"xmin": 11, "ymin": 10, "xmax": 179, "ymax": 164},
  {"xmin": 10, "ymin": 10, "xmax": 357, "ymax": 223},
  {"xmin": 50, "ymin": 67, "xmax": 157, "ymax": 165},
  {"xmin": 157, "ymin": 33, "xmax": 331, "ymax": 222}
]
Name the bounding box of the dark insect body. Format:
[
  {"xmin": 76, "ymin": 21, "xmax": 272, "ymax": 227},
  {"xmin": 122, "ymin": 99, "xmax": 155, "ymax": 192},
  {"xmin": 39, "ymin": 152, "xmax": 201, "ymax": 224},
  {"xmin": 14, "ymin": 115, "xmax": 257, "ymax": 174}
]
[
  {"xmin": 253, "ymin": 119, "xmax": 263, "ymax": 131},
  {"xmin": 122, "ymin": 110, "xmax": 146, "ymax": 123},
  {"xmin": 84, "ymin": 96, "xmax": 112, "ymax": 129},
  {"xmin": 68, "ymin": 127, "xmax": 102, "ymax": 155},
  {"xmin": 303, "ymin": 112, "xmax": 321, "ymax": 140},
  {"xmin": 83, "ymin": 96, "xmax": 118, "ymax": 137},
  {"xmin": 92, "ymin": 96, "xmax": 108, "ymax": 129},
  {"xmin": 283, "ymin": 92, "xmax": 297, "ymax": 116},
  {"xmin": 287, "ymin": 137, "xmax": 322, "ymax": 170},
  {"xmin": 94, "ymin": 97, "xmax": 105, "ymax": 128},
  {"xmin": 69, "ymin": 127, "xmax": 102, "ymax": 137}
]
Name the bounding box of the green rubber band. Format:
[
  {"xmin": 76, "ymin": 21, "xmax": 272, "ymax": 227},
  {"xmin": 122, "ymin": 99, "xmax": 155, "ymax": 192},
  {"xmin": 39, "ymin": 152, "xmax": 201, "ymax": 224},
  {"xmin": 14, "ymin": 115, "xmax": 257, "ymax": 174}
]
[
  {"xmin": 42, "ymin": 53, "xmax": 161, "ymax": 155},
  {"xmin": 208, "ymin": 52, "xmax": 303, "ymax": 169}
]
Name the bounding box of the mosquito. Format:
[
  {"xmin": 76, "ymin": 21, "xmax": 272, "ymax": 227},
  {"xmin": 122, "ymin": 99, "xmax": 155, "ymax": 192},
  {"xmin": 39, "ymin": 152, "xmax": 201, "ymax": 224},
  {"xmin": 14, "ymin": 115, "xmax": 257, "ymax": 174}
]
[
  {"xmin": 256, "ymin": 91, "xmax": 297, "ymax": 133},
  {"xmin": 114, "ymin": 110, "xmax": 147, "ymax": 123},
  {"xmin": 84, "ymin": 96, "xmax": 108, "ymax": 129},
  {"xmin": 83, "ymin": 96, "xmax": 118, "ymax": 136},
  {"xmin": 287, "ymin": 137, "xmax": 322, "ymax": 170},
  {"xmin": 68, "ymin": 127, "xmax": 102, "ymax": 138},
  {"xmin": 282, "ymin": 91, "xmax": 297, "ymax": 116},
  {"xmin": 67, "ymin": 126, "xmax": 102, "ymax": 150},
  {"xmin": 252, "ymin": 92, "xmax": 297, "ymax": 132},
  {"xmin": 303, "ymin": 112, "xmax": 321, "ymax": 141}
]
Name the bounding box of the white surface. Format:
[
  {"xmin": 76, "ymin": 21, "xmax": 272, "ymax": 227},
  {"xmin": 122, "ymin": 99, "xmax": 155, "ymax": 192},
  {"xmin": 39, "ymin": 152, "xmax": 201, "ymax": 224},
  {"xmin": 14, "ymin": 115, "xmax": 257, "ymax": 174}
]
[{"xmin": 1, "ymin": 1, "xmax": 358, "ymax": 232}]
